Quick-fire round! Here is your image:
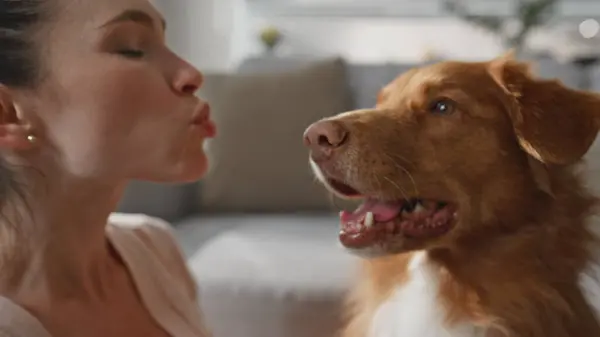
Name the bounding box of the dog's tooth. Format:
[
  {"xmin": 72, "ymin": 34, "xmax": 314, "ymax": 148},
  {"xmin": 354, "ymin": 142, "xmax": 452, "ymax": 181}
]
[
  {"xmin": 364, "ymin": 212, "xmax": 374, "ymax": 228},
  {"xmin": 414, "ymin": 202, "xmax": 426, "ymax": 213},
  {"xmin": 402, "ymin": 200, "xmax": 416, "ymax": 215}
]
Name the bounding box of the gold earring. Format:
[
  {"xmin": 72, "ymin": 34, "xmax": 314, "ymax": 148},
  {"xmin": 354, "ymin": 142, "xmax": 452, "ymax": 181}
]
[{"xmin": 27, "ymin": 134, "xmax": 37, "ymax": 143}]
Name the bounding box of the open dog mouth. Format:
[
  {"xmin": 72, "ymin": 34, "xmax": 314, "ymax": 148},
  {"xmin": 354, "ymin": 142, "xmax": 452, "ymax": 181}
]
[{"xmin": 325, "ymin": 178, "xmax": 458, "ymax": 250}]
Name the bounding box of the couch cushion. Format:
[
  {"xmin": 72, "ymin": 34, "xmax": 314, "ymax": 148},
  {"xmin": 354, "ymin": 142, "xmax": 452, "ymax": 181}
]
[
  {"xmin": 237, "ymin": 56, "xmax": 327, "ymax": 74},
  {"xmin": 346, "ymin": 63, "xmax": 420, "ymax": 109},
  {"xmin": 174, "ymin": 214, "xmax": 358, "ymax": 337},
  {"xmin": 198, "ymin": 58, "xmax": 352, "ymax": 212},
  {"xmin": 117, "ymin": 181, "xmax": 198, "ymax": 222},
  {"xmin": 584, "ymin": 136, "xmax": 600, "ymax": 195},
  {"xmin": 239, "ymin": 57, "xmax": 422, "ymax": 110},
  {"xmin": 589, "ymin": 64, "xmax": 600, "ymax": 92}
]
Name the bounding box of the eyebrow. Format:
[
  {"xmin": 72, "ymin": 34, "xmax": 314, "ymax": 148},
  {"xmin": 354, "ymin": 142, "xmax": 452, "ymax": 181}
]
[{"xmin": 100, "ymin": 9, "xmax": 166, "ymax": 31}]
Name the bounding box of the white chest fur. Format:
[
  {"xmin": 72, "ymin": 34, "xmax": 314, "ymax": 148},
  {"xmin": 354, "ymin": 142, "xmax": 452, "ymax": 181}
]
[
  {"xmin": 367, "ymin": 237, "xmax": 600, "ymax": 337},
  {"xmin": 368, "ymin": 252, "xmax": 487, "ymax": 337},
  {"xmin": 579, "ymin": 222, "xmax": 600, "ymax": 319}
]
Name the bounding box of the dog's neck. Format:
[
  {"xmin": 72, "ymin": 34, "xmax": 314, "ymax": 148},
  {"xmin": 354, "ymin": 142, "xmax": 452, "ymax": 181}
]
[{"xmin": 427, "ymin": 174, "xmax": 600, "ymax": 337}]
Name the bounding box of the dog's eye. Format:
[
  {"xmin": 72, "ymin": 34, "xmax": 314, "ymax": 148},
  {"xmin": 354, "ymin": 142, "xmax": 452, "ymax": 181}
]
[{"xmin": 429, "ymin": 99, "xmax": 455, "ymax": 115}]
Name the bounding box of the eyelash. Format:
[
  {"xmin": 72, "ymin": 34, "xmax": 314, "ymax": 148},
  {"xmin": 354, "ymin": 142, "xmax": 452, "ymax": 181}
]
[{"xmin": 117, "ymin": 49, "xmax": 146, "ymax": 59}]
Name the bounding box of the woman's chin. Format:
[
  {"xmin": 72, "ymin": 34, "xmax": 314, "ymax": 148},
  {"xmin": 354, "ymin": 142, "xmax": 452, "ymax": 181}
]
[
  {"xmin": 135, "ymin": 153, "xmax": 209, "ymax": 183},
  {"xmin": 172, "ymin": 154, "xmax": 210, "ymax": 183}
]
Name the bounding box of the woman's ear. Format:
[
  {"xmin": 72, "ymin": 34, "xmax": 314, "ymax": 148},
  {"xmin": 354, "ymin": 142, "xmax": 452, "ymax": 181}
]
[
  {"xmin": 0, "ymin": 85, "xmax": 36, "ymax": 151},
  {"xmin": 487, "ymin": 53, "xmax": 600, "ymax": 165}
]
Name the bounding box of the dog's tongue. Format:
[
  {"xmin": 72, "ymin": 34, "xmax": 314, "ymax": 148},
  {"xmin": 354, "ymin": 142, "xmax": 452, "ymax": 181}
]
[{"xmin": 340, "ymin": 198, "xmax": 402, "ymax": 223}]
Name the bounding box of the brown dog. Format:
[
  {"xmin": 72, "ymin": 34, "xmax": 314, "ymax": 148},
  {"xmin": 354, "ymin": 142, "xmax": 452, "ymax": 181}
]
[{"xmin": 304, "ymin": 53, "xmax": 600, "ymax": 337}]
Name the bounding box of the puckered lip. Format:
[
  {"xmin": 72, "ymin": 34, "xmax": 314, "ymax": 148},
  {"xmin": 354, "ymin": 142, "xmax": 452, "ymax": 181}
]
[
  {"xmin": 192, "ymin": 103, "xmax": 211, "ymax": 125},
  {"xmin": 191, "ymin": 103, "xmax": 217, "ymax": 138}
]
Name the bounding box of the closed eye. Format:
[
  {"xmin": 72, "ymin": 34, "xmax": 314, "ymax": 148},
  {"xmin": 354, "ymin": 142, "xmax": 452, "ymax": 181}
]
[{"xmin": 117, "ymin": 49, "xmax": 145, "ymax": 59}]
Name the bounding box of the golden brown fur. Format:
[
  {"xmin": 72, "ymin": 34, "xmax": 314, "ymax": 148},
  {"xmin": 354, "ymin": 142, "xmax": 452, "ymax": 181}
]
[{"xmin": 311, "ymin": 53, "xmax": 600, "ymax": 337}]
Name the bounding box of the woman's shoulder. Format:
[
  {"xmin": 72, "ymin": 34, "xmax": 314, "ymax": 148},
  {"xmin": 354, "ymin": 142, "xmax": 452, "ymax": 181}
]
[
  {"xmin": 106, "ymin": 213, "xmax": 198, "ymax": 300},
  {"xmin": 107, "ymin": 212, "xmax": 173, "ymax": 232},
  {"xmin": 107, "ymin": 213, "xmax": 182, "ymax": 262},
  {"xmin": 107, "ymin": 213, "xmax": 179, "ymax": 248},
  {"xmin": 0, "ymin": 297, "xmax": 51, "ymax": 337}
]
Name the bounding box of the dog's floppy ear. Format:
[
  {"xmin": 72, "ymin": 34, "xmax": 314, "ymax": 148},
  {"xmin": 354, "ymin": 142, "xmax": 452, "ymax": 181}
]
[{"xmin": 487, "ymin": 53, "xmax": 600, "ymax": 165}]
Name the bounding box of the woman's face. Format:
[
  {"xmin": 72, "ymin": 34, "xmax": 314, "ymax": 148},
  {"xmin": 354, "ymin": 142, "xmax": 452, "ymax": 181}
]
[{"xmin": 17, "ymin": 0, "xmax": 215, "ymax": 183}]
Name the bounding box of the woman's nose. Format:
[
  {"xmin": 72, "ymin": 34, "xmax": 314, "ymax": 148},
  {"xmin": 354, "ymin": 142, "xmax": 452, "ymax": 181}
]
[{"xmin": 173, "ymin": 62, "xmax": 204, "ymax": 95}]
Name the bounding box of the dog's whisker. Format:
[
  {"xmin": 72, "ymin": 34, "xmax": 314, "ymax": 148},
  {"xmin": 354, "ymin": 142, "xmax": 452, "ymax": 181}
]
[
  {"xmin": 382, "ymin": 153, "xmax": 420, "ymax": 197},
  {"xmin": 372, "ymin": 170, "xmax": 385, "ymax": 200},
  {"xmin": 404, "ymin": 170, "xmax": 419, "ymax": 198},
  {"xmin": 388, "ymin": 152, "xmax": 415, "ymax": 167},
  {"xmin": 383, "ymin": 176, "xmax": 409, "ymax": 201}
]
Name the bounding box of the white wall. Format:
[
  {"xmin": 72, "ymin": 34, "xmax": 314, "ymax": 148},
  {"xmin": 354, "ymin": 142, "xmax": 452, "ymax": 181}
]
[
  {"xmin": 153, "ymin": 1, "xmax": 599, "ymax": 70},
  {"xmin": 245, "ymin": 15, "xmax": 600, "ymax": 64},
  {"xmin": 152, "ymin": 0, "xmax": 248, "ymax": 72},
  {"xmin": 245, "ymin": 16, "xmax": 507, "ymax": 63}
]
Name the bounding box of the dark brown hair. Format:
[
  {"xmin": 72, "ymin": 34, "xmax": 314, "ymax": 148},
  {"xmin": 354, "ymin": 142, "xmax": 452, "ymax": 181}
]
[
  {"xmin": 0, "ymin": 0, "xmax": 47, "ymax": 216},
  {"xmin": 0, "ymin": 0, "xmax": 45, "ymax": 87}
]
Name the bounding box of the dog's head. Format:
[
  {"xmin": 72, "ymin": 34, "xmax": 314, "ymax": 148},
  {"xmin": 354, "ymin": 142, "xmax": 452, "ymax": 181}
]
[{"xmin": 304, "ymin": 53, "xmax": 600, "ymax": 257}]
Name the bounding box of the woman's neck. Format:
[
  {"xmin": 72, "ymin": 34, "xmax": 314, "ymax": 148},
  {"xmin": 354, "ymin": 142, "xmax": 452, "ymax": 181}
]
[{"xmin": 0, "ymin": 171, "xmax": 126, "ymax": 304}]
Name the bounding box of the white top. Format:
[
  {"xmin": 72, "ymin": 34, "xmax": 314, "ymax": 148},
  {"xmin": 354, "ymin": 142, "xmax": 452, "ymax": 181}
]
[{"xmin": 0, "ymin": 213, "xmax": 211, "ymax": 337}]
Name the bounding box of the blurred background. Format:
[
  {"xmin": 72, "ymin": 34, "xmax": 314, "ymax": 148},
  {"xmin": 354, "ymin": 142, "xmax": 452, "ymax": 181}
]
[
  {"xmin": 153, "ymin": 0, "xmax": 600, "ymax": 70},
  {"xmin": 123, "ymin": 1, "xmax": 600, "ymax": 337}
]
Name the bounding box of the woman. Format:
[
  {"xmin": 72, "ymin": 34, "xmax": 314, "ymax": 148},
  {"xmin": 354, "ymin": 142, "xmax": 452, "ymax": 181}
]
[{"xmin": 0, "ymin": 0, "xmax": 214, "ymax": 336}]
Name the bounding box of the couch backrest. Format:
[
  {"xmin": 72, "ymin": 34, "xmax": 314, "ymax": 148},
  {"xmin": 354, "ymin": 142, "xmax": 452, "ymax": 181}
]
[{"xmin": 239, "ymin": 56, "xmax": 588, "ymax": 109}]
